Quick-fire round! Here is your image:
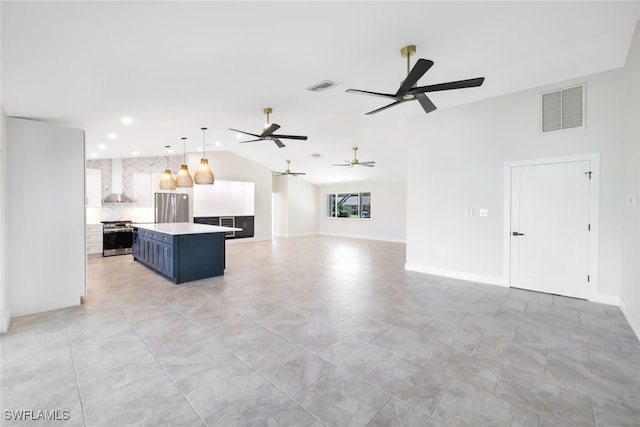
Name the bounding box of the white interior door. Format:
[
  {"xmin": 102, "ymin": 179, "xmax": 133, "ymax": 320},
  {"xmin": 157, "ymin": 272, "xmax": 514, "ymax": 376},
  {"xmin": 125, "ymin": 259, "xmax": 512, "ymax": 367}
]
[{"xmin": 510, "ymin": 161, "xmax": 590, "ymax": 299}]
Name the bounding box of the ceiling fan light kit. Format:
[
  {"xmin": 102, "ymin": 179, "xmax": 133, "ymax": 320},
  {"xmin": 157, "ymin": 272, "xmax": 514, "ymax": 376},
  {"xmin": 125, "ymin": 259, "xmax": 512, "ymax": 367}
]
[
  {"xmin": 194, "ymin": 127, "xmax": 215, "ymax": 185},
  {"xmin": 346, "ymin": 44, "xmax": 485, "ymax": 115}
]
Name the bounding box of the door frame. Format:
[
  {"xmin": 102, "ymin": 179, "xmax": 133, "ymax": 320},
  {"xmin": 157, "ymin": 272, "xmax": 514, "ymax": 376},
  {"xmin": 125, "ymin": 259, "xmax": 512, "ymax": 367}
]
[{"xmin": 502, "ymin": 153, "xmax": 600, "ymax": 300}]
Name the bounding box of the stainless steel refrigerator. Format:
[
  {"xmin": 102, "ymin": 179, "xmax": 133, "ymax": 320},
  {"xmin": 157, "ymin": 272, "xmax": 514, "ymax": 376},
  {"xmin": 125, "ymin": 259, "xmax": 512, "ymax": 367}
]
[{"xmin": 154, "ymin": 193, "xmax": 189, "ymax": 223}]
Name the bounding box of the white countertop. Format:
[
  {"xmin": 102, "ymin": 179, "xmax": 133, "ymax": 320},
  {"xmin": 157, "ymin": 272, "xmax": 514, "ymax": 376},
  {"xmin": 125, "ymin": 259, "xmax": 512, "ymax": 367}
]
[{"xmin": 134, "ymin": 222, "xmax": 241, "ymax": 235}]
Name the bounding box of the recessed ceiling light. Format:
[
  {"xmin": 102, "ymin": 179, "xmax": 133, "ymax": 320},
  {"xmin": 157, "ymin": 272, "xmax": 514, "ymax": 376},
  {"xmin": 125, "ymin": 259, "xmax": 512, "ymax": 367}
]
[
  {"xmin": 98, "ymin": 144, "xmax": 107, "ymax": 150},
  {"xmin": 90, "ymin": 152, "xmax": 98, "ymax": 157},
  {"xmin": 167, "ymin": 149, "xmax": 174, "ymax": 154},
  {"xmin": 236, "ymin": 133, "xmax": 242, "ymax": 139},
  {"xmin": 107, "ymin": 133, "xmax": 117, "ymax": 140},
  {"xmin": 215, "ymin": 141, "xmax": 221, "ymax": 146},
  {"xmin": 197, "ymin": 148, "xmax": 202, "ymax": 152},
  {"xmin": 121, "ymin": 117, "xmax": 133, "ymax": 125},
  {"xmin": 132, "ymin": 150, "xmax": 139, "ymax": 155}
]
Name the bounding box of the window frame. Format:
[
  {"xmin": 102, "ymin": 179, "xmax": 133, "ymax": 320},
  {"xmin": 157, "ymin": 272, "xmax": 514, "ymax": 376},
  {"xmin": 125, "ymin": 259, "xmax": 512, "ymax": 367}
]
[{"xmin": 325, "ymin": 192, "xmax": 371, "ymax": 220}]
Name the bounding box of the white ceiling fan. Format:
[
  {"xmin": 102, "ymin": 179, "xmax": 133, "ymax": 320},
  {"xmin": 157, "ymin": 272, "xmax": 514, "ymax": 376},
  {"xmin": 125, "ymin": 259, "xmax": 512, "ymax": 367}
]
[
  {"xmin": 333, "ymin": 146, "xmax": 375, "ymax": 168},
  {"xmin": 271, "ymin": 159, "xmax": 306, "ymax": 176}
]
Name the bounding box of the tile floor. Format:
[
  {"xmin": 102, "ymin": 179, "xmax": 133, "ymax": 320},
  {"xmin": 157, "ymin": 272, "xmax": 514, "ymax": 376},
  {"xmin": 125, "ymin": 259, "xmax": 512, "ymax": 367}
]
[{"xmin": 2, "ymin": 236, "xmax": 640, "ymax": 426}]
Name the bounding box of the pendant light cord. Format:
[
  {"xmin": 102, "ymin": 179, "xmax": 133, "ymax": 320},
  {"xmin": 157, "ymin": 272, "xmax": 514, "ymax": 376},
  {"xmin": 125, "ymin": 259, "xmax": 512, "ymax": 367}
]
[{"xmin": 201, "ymin": 127, "xmax": 207, "ymax": 157}]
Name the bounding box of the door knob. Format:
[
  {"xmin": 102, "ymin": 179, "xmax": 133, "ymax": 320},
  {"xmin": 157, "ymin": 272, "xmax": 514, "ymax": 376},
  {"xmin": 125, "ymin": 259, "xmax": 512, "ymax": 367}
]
[{"xmin": 512, "ymin": 232, "xmax": 525, "ymax": 236}]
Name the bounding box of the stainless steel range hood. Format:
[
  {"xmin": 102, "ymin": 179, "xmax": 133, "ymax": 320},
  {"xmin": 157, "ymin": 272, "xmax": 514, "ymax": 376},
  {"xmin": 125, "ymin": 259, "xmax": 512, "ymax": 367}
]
[{"xmin": 103, "ymin": 158, "xmax": 134, "ymax": 203}]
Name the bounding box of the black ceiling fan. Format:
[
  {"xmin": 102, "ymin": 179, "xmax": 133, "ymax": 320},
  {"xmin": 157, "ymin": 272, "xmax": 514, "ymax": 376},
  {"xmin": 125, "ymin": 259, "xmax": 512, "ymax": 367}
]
[
  {"xmin": 333, "ymin": 146, "xmax": 375, "ymax": 168},
  {"xmin": 272, "ymin": 160, "xmax": 306, "ymax": 176},
  {"xmin": 346, "ymin": 45, "xmax": 485, "ymax": 115},
  {"xmin": 229, "ymin": 108, "xmax": 308, "ymax": 148}
]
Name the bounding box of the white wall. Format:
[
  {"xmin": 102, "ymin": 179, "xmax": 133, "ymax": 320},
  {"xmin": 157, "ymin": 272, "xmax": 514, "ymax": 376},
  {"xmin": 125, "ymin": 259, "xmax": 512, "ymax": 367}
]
[
  {"xmin": 272, "ymin": 175, "xmax": 318, "ymax": 237},
  {"xmin": 406, "ymin": 40, "xmax": 635, "ymax": 302},
  {"xmin": 188, "ymin": 151, "xmax": 272, "ymax": 240},
  {"xmin": 0, "ymin": 108, "xmax": 9, "ymax": 331},
  {"xmin": 272, "ymin": 175, "xmax": 288, "ymax": 237},
  {"xmin": 318, "ymin": 181, "xmax": 406, "ymax": 243},
  {"xmin": 620, "ymin": 22, "xmax": 640, "ymax": 337},
  {"xmin": 7, "ymin": 118, "xmax": 86, "ymax": 317}
]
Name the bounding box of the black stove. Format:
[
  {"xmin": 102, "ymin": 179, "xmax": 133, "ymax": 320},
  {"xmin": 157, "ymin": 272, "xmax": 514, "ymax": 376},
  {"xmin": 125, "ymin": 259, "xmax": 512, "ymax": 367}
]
[{"xmin": 101, "ymin": 220, "xmax": 134, "ymax": 256}]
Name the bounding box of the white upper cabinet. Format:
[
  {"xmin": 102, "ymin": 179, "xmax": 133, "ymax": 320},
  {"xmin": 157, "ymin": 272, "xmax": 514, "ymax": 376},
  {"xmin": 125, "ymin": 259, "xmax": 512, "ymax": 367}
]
[
  {"xmin": 133, "ymin": 172, "xmax": 152, "ymax": 207},
  {"xmin": 193, "ymin": 180, "xmax": 255, "ymax": 217},
  {"xmin": 86, "ymin": 168, "xmax": 102, "ymax": 207}
]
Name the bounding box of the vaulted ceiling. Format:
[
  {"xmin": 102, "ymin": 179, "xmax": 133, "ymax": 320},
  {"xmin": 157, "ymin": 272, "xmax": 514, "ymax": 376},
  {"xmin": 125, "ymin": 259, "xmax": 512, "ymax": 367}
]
[{"xmin": 2, "ymin": 1, "xmax": 639, "ymax": 184}]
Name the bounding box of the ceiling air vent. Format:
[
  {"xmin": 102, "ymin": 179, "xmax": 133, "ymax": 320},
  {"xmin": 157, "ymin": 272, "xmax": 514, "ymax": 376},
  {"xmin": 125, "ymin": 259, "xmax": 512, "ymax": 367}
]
[
  {"xmin": 306, "ymin": 80, "xmax": 341, "ymax": 92},
  {"xmin": 541, "ymin": 84, "xmax": 585, "ymax": 133}
]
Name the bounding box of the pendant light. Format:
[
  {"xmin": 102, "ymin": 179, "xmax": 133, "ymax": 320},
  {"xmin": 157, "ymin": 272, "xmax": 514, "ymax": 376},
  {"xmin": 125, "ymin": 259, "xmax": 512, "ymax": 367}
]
[
  {"xmin": 175, "ymin": 137, "xmax": 193, "ymax": 188},
  {"xmin": 194, "ymin": 127, "xmax": 215, "ymax": 185},
  {"xmin": 159, "ymin": 145, "xmax": 176, "ymax": 190}
]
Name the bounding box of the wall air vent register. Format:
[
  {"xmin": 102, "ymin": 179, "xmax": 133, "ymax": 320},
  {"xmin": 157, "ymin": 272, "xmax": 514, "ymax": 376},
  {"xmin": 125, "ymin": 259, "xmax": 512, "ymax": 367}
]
[{"xmin": 541, "ymin": 84, "xmax": 585, "ymax": 133}]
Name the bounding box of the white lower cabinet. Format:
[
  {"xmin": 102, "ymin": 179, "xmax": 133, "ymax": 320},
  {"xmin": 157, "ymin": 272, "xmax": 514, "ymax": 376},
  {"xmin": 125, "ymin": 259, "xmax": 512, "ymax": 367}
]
[{"xmin": 87, "ymin": 224, "xmax": 103, "ymax": 255}]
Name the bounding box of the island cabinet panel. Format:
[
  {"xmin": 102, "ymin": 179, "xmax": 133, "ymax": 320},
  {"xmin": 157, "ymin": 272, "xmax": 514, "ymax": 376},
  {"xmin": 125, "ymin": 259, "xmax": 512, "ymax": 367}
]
[{"xmin": 133, "ymin": 227, "xmax": 226, "ymax": 284}]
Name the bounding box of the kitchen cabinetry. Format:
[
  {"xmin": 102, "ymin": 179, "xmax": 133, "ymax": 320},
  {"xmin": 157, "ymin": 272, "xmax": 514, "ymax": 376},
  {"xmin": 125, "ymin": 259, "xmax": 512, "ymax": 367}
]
[
  {"xmin": 86, "ymin": 224, "xmax": 103, "ymax": 255},
  {"xmin": 234, "ymin": 216, "xmax": 255, "ymax": 238},
  {"xmin": 86, "ymin": 168, "xmax": 102, "ymax": 208},
  {"xmin": 133, "ymin": 223, "xmax": 237, "ymax": 284},
  {"xmin": 133, "ymin": 172, "xmax": 152, "ymax": 207},
  {"xmin": 194, "ymin": 216, "xmax": 254, "ymax": 239}
]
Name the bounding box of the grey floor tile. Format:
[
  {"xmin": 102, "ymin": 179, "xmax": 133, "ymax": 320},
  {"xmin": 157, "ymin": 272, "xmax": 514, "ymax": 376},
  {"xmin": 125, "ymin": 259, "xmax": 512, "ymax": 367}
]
[
  {"xmin": 3, "ymin": 237, "xmax": 639, "ymax": 427},
  {"xmin": 367, "ymin": 398, "xmax": 437, "ymax": 427},
  {"xmin": 295, "ymin": 369, "xmax": 391, "ymax": 426},
  {"xmin": 205, "ymin": 383, "xmax": 318, "ymax": 427},
  {"xmin": 365, "ymin": 354, "xmax": 453, "ymax": 416},
  {"xmin": 244, "ymin": 341, "xmax": 336, "ymax": 396},
  {"xmin": 592, "ymin": 392, "xmax": 640, "ymax": 427},
  {"xmin": 431, "ymin": 377, "xmax": 527, "ymax": 427},
  {"xmin": 179, "ymin": 356, "xmax": 267, "ymax": 420},
  {"xmin": 496, "ymin": 365, "xmax": 595, "ymax": 426},
  {"xmin": 317, "ymin": 337, "xmax": 393, "ymax": 378},
  {"xmin": 374, "ymin": 325, "xmax": 441, "ymax": 364},
  {"xmin": 473, "ymin": 336, "xmax": 547, "ymax": 375}
]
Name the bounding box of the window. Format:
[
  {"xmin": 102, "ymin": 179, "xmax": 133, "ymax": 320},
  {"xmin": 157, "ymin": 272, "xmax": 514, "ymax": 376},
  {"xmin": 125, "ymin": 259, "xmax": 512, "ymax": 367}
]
[
  {"xmin": 541, "ymin": 84, "xmax": 585, "ymax": 132},
  {"xmin": 325, "ymin": 192, "xmax": 371, "ymax": 219}
]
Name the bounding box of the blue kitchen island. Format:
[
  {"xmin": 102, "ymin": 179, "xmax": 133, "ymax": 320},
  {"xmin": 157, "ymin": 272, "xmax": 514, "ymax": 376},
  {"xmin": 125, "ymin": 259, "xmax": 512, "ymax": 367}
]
[{"xmin": 133, "ymin": 223, "xmax": 240, "ymax": 284}]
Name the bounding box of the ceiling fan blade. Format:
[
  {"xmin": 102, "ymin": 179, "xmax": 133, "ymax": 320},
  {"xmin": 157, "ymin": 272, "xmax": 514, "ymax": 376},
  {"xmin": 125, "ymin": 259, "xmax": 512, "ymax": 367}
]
[
  {"xmin": 270, "ymin": 134, "xmax": 308, "ymax": 140},
  {"xmin": 272, "ymin": 138, "xmax": 285, "ymax": 148},
  {"xmin": 290, "ymin": 172, "xmax": 306, "ymax": 176},
  {"xmin": 357, "ymin": 163, "xmax": 376, "ymax": 168},
  {"xmin": 333, "ymin": 163, "xmax": 353, "ymax": 167},
  {"xmin": 411, "ymin": 77, "xmax": 485, "ymax": 93},
  {"xmin": 239, "ymin": 139, "xmax": 265, "ymax": 143},
  {"xmin": 260, "ymin": 123, "xmax": 281, "ymax": 138},
  {"xmin": 395, "ymin": 58, "xmax": 434, "ymax": 97},
  {"xmin": 416, "ymin": 93, "xmax": 437, "ymax": 114},
  {"xmin": 365, "ymin": 100, "xmax": 405, "ymax": 115},
  {"xmin": 345, "ymin": 89, "xmax": 397, "ymax": 100},
  {"xmin": 229, "ymin": 128, "xmax": 260, "ymax": 138},
  {"xmin": 271, "ymin": 171, "xmax": 286, "ymax": 175}
]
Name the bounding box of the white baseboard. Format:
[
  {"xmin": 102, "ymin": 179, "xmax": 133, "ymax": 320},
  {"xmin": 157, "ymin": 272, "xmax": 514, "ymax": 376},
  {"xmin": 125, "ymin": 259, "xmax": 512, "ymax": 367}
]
[
  {"xmin": 588, "ymin": 292, "xmax": 620, "ymax": 306},
  {"xmin": 318, "ymin": 232, "xmax": 406, "ymax": 243},
  {"xmin": 281, "ymin": 232, "xmax": 318, "ymax": 238},
  {"xmin": 404, "ymin": 263, "xmax": 507, "ymax": 287},
  {"xmin": 225, "ymin": 236, "xmax": 272, "ymax": 245},
  {"xmin": 1, "ymin": 314, "xmax": 10, "ymax": 333},
  {"xmin": 619, "ymin": 298, "xmax": 640, "ymax": 341}
]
